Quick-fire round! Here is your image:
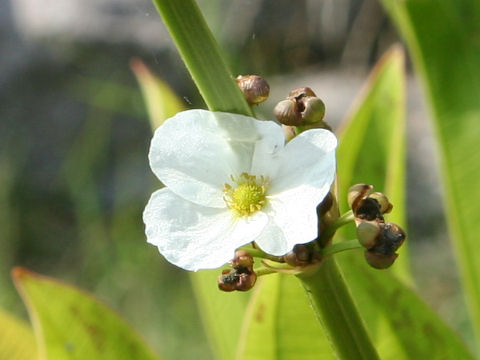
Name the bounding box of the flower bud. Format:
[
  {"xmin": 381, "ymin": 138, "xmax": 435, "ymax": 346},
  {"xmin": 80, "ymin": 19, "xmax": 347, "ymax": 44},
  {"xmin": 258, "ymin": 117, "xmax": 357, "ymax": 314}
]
[
  {"xmin": 356, "ymin": 221, "xmax": 380, "ymax": 249},
  {"xmin": 364, "ymin": 250, "xmax": 398, "ymax": 269},
  {"xmin": 218, "ymin": 269, "xmax": 238, "ymax": 292},
  {"xmin": 347, "ymin": 184, "xmax": 372, "ymax": 212},
  {"xmin": 218, "ymin": 267, "xmax": 257, "ymax": 292},
  {"xmin": 236, "ymin": 75, "xmax": 270, "ymax": 105},
  {"xmin": 232, "ymin": 250, "xmax": 254, "ymax": 268},
  {"xmin": 289, "ymin": 87, "xmax": 316, "ymax": 98},
  {"xmin": 284, "ymin": 244, "xmax": 313, "ymax": 267},
  {"xmin": 301, "ymin": 97, "xmax": 326, "ymax": 124},
  {"xmin": 368, "ymin": 192, "xmax": 393, "ymax": 214},
  {"xmin": 274, "ymin": 99, "xmax": 302, "ymax": 126},
  {"xmin": 235, "ymin": 271, "xmax": 257, "ymax": 291},
  {"xmin": 373, "ymin": 222, "xmax": 406, "ymax": 256}
]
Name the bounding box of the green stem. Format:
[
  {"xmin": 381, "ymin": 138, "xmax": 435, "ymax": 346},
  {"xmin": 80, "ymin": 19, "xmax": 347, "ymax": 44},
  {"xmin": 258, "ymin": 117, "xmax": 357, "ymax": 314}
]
[
  {"xmin": 152, "ymin": 0, "xmax": 253, "ymax": 116},
  {"xmin": 297, "ymin": 257, "xmax": 380, "ymax": 360},
  {"xmin": 240, "ymin": 247, "xmax": 285, "ymax": 262},
  {"xmin": 319, "ymin": 210, "xmax": 354, "ymax": 244},
  {"xmin": 321, "ymin": 239, "xmax": 362, "ymax": 257}
]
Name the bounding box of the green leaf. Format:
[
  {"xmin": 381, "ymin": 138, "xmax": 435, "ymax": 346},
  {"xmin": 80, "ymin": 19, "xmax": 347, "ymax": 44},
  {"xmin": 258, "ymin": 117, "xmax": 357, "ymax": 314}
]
[
  {"xmin": 151, "ymin": 0, "xmax": 252, "ymax": 116},
  {"xmin": 236, "ymin": 274, "xmax": 335, "ymax": 360},
  {"xmin": 380, "ymin": 0, "xmax": 480, "ymax": 343},
  {"xmin": 338, "ymin": 251, "xmax": 474, "ymax": 360},
  {"xmin": 12, "ymin": 267, "xmax": 161, "ymax": 360},
  {"xmin": 0, "ymin": 308, "xmax": 37, "ymax": 360},
  {"xmin": 191, "ymin": 270, "xmax": 250, "ymax": 360},
  {"xmin": 131, "ymin": 58, "xmax": 186, "ymax": 129}
]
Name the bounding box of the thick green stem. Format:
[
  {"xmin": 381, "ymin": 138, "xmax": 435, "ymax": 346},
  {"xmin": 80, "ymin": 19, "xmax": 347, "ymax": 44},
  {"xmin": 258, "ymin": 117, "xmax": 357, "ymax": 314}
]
[
  {"xmin": 319, "ymin": 210, "xmax": 354, "ymax": 245},
  {"xmin": 297, "ymin": 257, "xmax": 380, "ymax": 360},
  {"xmin": 152, "ymin": 0, "xmax": 253, "ymax": 116}
]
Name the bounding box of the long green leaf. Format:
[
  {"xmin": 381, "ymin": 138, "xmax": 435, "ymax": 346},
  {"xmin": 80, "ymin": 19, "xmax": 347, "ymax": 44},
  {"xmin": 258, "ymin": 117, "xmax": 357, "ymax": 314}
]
[
  {"xmin": 12, "ymin": 267, "xmax": 161, "ymax": 360},
  {"xmin": 236, "ymin": 274, "xmax": 335, "ymax": 360},
  {"xmin": 151, "ymin": 0, "xmax": 252, "ymax": 116},
  {"xmin": 131, "ymin": 58, "xmax": 186, "ymax": 129},
  {"xmin": 338, "ymin": 251, "xmax": 474, "ymax": 360},
  {"xmin": 380, "ymin": 0, "xmax": 480, "ymax": 344},
  {"xmin": 0, "ymin": 308, "xmax": 37, "ymax": 360}
]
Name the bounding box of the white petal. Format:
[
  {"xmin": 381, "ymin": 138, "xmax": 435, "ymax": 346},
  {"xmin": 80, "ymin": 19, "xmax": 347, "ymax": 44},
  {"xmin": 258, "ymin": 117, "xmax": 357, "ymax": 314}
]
[
  {"xmin": 143, "ymin": 188, "xmax": 268, "ymax": 271},
  {"xmin": 269, "ymin": 129, "xmax": 337, "ymax": 197},
  {"xmin": 255, "ymin": 129, "xmax": 337, "ymax": 254},
  {"xmin": 253, "ymin": 214, "xmax": 291, "ymax": 255},
  {"xmin": 149, "ymin": 110, "xmax": 284, "ymax": 208}
]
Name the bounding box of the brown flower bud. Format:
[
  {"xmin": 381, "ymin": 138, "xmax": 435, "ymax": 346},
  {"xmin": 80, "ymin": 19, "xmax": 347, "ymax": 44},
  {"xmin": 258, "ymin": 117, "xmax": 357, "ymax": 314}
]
[
  {"xmin": 274, "ymin": 99, "xmax": 302, "ymax": 126},
  {"xmin": 368, "ymin": 192, "xmax": 393, "ymax": 214},
  {"xmin": 218, "ymin": 269, "xmax": 238, "ymax": 292},
  {"xmin": 289, "ymin": 87, "xmax": 317, "ymax": 98},
  {"xmin": 236, "ymin": 75, "xmax": 270, "ymax": 105},
  {"xmin": 217, "ymin": 267, "xmax": 257, "ymax": 292},
  {"xmin": 364, "ymin": 250, "xmax": 398, "ymax": 269},
  {"xmin": 232, "ymin": 250, "xmax": 254, "ymax": 268},
  {"xmin": 347, "ymin": 184, "xmax": 373, "ymax": 212},
  {"xmin": 372, "ymin": 222, "xmax": 406, "ymax": 256},
  {"xmin": 284, "ymin": 244, "xmax": 315, "ymax": 267},
  {"xmin": 301, "ymin": 97, "xmax": 326, "ymax": 124},
  {"xmin": 356, "ymin": 221, "xmax": 380, "ymax": 249}
]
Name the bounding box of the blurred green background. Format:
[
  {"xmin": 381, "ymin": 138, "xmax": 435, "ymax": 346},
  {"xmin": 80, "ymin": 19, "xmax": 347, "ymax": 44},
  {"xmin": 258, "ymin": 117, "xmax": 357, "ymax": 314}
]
[{"xmin": 0, "ymin": 0, "xmax": 465, "ymax": 359}]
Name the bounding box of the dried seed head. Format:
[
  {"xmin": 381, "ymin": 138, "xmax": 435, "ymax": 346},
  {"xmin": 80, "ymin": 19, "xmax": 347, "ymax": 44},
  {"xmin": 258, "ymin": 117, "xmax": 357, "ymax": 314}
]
[
  {"xmin": 273, "ymin": 99, "xmax": 302, "ymax": 126},
  {"xmin": 368, "ymin": 192, "xmax": 393, "ymax": 214},
  {"xmin": 236, "ymin": 75, "xmax": 270, "ymax": 104}
]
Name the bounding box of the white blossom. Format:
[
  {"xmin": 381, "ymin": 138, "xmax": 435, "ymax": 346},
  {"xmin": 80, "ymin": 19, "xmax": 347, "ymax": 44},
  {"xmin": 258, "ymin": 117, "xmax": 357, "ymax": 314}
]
[{"xmin": 143, "ymin": 109, "xmax": 337, "ymax": 271}]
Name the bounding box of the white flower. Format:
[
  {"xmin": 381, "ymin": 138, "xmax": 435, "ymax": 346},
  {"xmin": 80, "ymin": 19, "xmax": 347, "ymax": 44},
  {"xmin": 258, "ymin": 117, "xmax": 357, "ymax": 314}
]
[{"xmin": 143, "ymin": 109, "xmax": 337, "ymax": 271}]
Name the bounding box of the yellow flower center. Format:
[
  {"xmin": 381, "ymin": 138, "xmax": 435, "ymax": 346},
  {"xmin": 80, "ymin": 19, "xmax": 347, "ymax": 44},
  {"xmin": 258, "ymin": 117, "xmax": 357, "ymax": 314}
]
[{"xmin": 223, "ymin": 173, "xmax": 269, "ymax": 217}]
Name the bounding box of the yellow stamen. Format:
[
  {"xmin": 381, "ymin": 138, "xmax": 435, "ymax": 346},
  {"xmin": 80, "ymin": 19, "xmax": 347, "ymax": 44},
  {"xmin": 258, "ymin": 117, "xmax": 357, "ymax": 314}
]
[{"xmin": 223, "ymin": 173, "xmax": 269, "ymax": 217}]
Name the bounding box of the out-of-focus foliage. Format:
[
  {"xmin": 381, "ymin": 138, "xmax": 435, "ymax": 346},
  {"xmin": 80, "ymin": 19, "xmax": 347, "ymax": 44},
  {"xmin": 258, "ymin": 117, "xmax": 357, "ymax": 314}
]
[
  {"xmin": 381, "ymin": 0, "xmax": 480, "ymax": 347},
  {"xmin": 13, "ymin": 267, "xmax": 162, "ymax": 360},
  {"xmin": 0, "ymin": 308, "xmax": 36, "ymax": 360}
]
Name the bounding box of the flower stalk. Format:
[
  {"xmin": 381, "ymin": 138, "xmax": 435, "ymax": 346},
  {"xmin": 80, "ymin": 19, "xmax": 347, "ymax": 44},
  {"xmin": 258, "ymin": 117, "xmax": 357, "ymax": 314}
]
[{"xmin": 297, "ymin": 257, "xmax": 380, "ymax": 360}]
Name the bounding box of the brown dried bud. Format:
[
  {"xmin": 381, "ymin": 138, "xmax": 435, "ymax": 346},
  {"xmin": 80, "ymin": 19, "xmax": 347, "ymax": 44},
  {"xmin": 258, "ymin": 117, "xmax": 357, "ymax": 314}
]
[
  {"xmin": 356, "ymin": 221, "xmax": 380, "ymax": 249},
  {"xmin": 347, "ymin": 184, "xmax": 373, "ymax": 212},
  {"xmin": 372, "ymin": 222, "xmax": 406, "ymax": 256},
  {"xmin": 289, "ymin": 87, "xmax": 316, "ymax": 98},
  {"xmin": 217, "ymin": 267, "xmax": 257, "ymax": 292},
  {"xmin": 274, "ymin": 99, "xmax": 302, "ymax": 126},
  {"xmin": 236, "ymin": 75, "xmax": 270, "ymax": 105},
  {"xmin": 301, "ymin": 97, "xmax": 326, "ymax": 124},
  {"xmin": 284, "ymin": 244, "xmax": 314, "ymax": 267},
  {"xmin": 368, "ymin": 192, "xmax": 393, "ymax": 214},
  {"xmin": 364, "ymin": 250, "xmax": 398, "ymax": 269},
  {"xmin": 232, "ymin": 250, "xmax": 254, "ymax": 268}
]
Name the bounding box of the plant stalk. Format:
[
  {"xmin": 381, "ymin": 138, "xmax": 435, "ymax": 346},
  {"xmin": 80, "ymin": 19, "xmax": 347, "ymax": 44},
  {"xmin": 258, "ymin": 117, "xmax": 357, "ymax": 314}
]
[
  {"xmin": 152, "ymin": 0, "xmax": 253, "ymax": 116},
  {"xmin": 297, "ymin": 257, "xmax": 380, "ymax": 360}
]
